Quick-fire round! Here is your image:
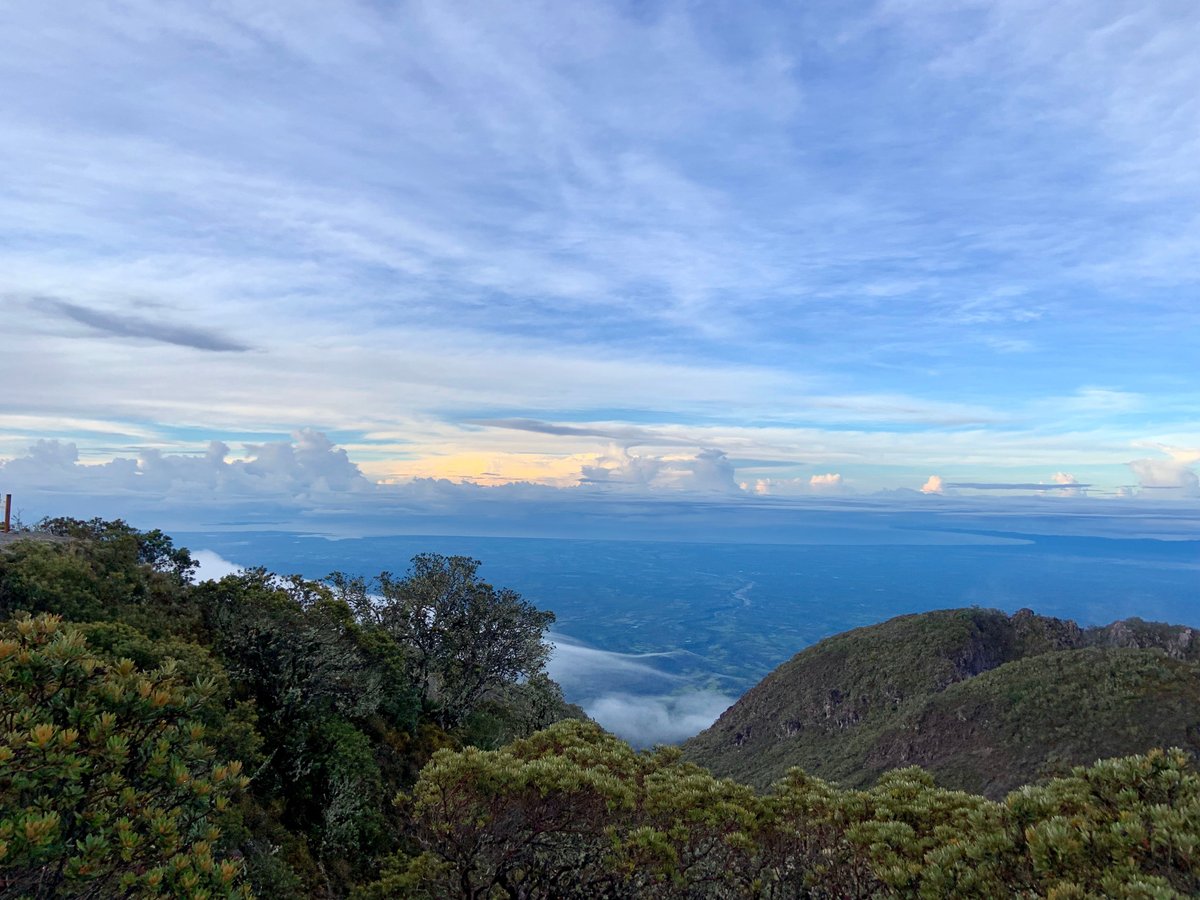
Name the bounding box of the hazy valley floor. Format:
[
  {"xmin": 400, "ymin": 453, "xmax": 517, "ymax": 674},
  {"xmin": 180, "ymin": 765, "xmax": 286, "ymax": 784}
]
[{"xmin": 178, "ymin": 527, "xmax": 1200, "ymax": 745}]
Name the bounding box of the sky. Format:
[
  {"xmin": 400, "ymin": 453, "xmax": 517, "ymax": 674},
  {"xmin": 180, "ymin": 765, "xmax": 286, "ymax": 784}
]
[{"xmin": 2, "ymin": 0, "xmax": 1199, "ymax": 522}]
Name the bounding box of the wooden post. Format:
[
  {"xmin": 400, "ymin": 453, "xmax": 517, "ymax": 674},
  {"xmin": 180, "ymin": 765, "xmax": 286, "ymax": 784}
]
[{"xmin": 3, "ymin": 494, "xmax": 10, "ymax": 533}]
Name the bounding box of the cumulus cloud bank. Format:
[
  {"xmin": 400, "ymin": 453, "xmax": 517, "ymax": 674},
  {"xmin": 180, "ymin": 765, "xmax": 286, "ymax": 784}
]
[
  {"xmin": 916, "ymin": 473, "xmax": 1103, "ymax": 497},
  {"xmin": 581, "ymin": 446, "xmax": 740, "ymax": 494},
  {"xmin": 745, "ymin": 473, "xmax": 845, "ymax": 496},
  {"xmin": 1125, "ymin": 444, "xmax": 1200, "ymax": 498},
  {"xmin": 1, "ymin": 430, "xmax": 371, "ymax": 498},
  {"xmin": 1128, "ymin": 459, "xmax": 1200, "ymax": 497},
  {"xmin": 3, "ymin": 431, "xmax": 1196, "ymax": 542},
  {"xmin": 0, "ymin": 431, "xmax": 747, "ymax": 503}
]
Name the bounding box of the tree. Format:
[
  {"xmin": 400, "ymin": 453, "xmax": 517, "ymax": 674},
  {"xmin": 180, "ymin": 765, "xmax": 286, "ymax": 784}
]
[
  {"xmin": 194, "ymin": 569, "xmax": 413, "ymax": 890},
  {"xmin": 367, "ymin": 721, "xmax": 640, "ymax": 899},
  {"xmin": 361, "ymin": 720, "xmax": 767, "ymax": 899},
  {"xmin": 459, "ymin": 673, "xmax": 588, "ymax": 751},
  {"xmin": 198, "ymin": 569, "xmax": 386, "ymax": 725},
  {"xmin": 38, "ymin": 517, "xmax": 198, "ymax": 584},
  {"xmin": 0, "ymin": 614, "xmax": 251, "ymax": 898},
  {"xmin": 332, "ymin": 555, "xmax": 555, "ymax": 729},
  {"xmin": 0, "ymin": 520, "xmax": 200, "ymax": 638}
]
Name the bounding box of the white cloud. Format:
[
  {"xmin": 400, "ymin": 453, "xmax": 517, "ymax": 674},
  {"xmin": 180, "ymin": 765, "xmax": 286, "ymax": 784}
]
[
  {"xmin": 1128, "ymin": 457, "xmax": 1200, "ymax": 498},
  {"xmin": 1139, "ymin": 444, "xmax": 1200, "ymax": 466},
  {"xmin": 546, "ymin": 635, "xmax": 682, "ymax": 695},
  {"xmin": 581, "ymin": 446, "xmax": 741, "ymax": 494},
  {"xmin": 1062, "ymin": 388, "xmax": 1143, "ymax": 414},
  {"xmin": 809, "ymin": 472, "xmax": 844, "ymax": 491},
  {"xmin": 0, "ymin": 0, "xmax": 806, "ymax": 337},
  {"xmin": 190, "ymin": 550, "xmax": 245, "ymax": 582},
  {"xmin": 6, "ymin": 430, "xmax": 1198, "ymax": 528},
  {"xmin": 1050, "ymin": 472, "xmax": 1083, "ymax": 496},
  {"xmin": 920, "ymin": 475, "xmax": 944, "ymax": 494},
  {"xmin": 2, "ymin": 439, "xmax": 80, "ymax": 471},
  {"xmin": 883, "ymin": 0, "xmax": 1200, "ymax": 197},
  {"xmin": 585, "ymin": 690, "xmax": 735, "ymax": 747},
  {"xmin": 1126, "ymin": 443, "xmax": 1200, "ymax": 498},
  {"xmin": 0, "ymin": 430, "xmax": 371, "ymax": 500},
  {"xmin": 545, "ymin": 633, "xmax": 734, "ymax": 744},
  {"xmin": 747, "ymin": 473, "xmax": 847, "ymax": 496}
]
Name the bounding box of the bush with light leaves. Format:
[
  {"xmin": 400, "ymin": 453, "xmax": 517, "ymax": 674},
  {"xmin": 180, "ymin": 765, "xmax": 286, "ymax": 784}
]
[{"xmin": 0, "ymin": 614, "xmax": 252, "ymax": 898}]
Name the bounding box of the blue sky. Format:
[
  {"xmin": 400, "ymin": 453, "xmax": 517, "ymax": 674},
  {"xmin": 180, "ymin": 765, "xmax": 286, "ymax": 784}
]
[{"xmin": 1, "ymin": 0, "xmax": 1198, "ymax": 513}]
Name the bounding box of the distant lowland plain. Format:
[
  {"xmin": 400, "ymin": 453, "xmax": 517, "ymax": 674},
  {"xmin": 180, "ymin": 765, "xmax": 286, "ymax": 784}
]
[{"xmin": 179, "ymin": 514, "xmax": 1200, "ymax": 746}]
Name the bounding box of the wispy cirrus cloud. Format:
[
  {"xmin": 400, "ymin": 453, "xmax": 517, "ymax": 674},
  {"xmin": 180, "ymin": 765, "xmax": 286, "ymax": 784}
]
[
  {"xmin": 466, "ymin": 418, "xmax": 688, "ymax": 447},
  {"xmin": 1, "ymin": 1, "xmax": 1198, "ymax": 497}
]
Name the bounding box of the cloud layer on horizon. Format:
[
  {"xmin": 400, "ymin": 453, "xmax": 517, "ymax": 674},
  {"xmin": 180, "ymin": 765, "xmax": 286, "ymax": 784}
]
[{"xmin": 2, "ymin": 432, "xmax": 1197, "ymax": 546}]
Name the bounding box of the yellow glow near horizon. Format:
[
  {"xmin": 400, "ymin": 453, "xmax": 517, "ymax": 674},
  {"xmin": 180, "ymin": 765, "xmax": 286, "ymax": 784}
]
[{"xmin": 379, "ymin": 451, "xmax": 603, "ymax": 487}]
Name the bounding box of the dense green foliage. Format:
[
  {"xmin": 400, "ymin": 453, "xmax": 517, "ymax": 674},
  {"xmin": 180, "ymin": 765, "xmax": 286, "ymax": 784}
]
[
  {"xmin": 684, "ymin": 607, "xmax": 1200, "ymax": 795},
  {"xmin": 328, "ymin": 557, "xmax": 555, "ymax": 729},
  {"xmin": 867, "ymin": 646, "xmax": 1200, "ymax": 795},
  {"xmin": 0, "ymin": 614, "xmax": 250, "ymax": 898},
  {"xmin": 0, "ymin": 521, "xmax": 580, "ymax": 897},
  {"xmin": 4, "ymin": 520, "xmax": 1198, "ymax": 897},
  {"xmin": 363, "ymin": 720, "xmax": 1200, "ymax": 898},
  {"xmin": 0, "ymin": 519, "xmax": 201, "ymax": 636}
]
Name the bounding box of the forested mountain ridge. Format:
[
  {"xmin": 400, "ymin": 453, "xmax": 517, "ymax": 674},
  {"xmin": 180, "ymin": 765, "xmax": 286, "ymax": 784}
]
[
  {"xmin": 3, "ymin": 520, "xmax": 1200, "ymax": 898},
  {"xmin": 684, "ymin": 607, "xmax": 1200, "ymax": 796},
  {"xmin": 0, "ymin": 518, "xmax": 583, "ymax": 897}
]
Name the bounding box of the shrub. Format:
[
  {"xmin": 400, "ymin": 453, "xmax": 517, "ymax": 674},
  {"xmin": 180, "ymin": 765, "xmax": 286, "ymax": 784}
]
[{"xmin": 0, "ymin": 614, "xmax": 251, "ymax": 898}]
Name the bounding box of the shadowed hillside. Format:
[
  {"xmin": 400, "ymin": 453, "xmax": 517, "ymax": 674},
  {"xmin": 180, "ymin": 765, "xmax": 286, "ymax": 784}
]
[{"xmin": 683, "ymin": 607, "xmax": 1200, "ymax": 797}]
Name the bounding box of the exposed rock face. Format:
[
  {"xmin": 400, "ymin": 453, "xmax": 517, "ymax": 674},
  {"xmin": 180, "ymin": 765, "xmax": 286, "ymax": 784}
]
[
  {"xmin": 683, "ymin": 608, "xmax": 1200, "ymax": 797},
  {"xmin": 1092, "ymin": 618, "xmax": 1198, "ymax": 659}
]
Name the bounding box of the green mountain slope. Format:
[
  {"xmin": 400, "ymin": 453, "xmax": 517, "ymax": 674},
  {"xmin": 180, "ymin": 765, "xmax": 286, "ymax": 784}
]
[{"xmin": 683, "ymin": 607, "xmax": 1200, "ymax": 797}]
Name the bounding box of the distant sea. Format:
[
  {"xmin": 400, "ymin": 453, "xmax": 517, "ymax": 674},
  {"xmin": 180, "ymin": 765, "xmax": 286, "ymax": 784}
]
[{"xmin": 176, "ymin": 528, "xmax": 1200, "ymax": 743}]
